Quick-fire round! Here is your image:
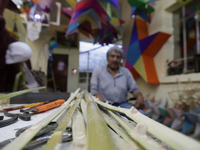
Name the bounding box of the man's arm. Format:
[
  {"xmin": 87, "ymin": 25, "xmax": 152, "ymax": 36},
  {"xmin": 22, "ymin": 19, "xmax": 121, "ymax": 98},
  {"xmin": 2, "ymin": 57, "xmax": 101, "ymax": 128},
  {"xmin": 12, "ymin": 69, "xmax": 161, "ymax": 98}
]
[
  {"xmin": 90, "ymin": 67, "xmax": 105, "ymax": 102},
  {"xmin": 126, "ymin": 69, "xmax": 144, "ymax": 109},
  {"xmin": 93, "ymin": 93, "xmax": 105, "ymax": 102},
  {"xmin": 133, "ymin": 92, "xmax": 144, "ymax": 109}
]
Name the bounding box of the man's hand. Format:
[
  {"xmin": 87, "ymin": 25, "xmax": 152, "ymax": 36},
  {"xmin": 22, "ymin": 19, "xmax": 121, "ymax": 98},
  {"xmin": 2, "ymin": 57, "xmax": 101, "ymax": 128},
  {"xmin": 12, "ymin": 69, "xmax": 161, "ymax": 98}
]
[
  {"xmin": 134, "ymin": 92, "xmax": 144, "ymax": 109},
  {"xmin": 93, "ymin": 93, "xmax": 105, "ymax": 102}
]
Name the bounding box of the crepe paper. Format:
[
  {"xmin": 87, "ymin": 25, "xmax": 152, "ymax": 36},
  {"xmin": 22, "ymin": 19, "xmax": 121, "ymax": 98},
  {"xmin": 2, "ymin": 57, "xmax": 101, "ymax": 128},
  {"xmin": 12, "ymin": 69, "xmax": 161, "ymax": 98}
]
[
  {"xmin": 69, "ymin": 14, "xmax": 98, "ymax": 26},
  {"xmin": 66, "ymin": 0, "xmax": 124, "ymax": 44},
  {"xmin": 145, "ymin": 109, "xmax": 153, "ymax": 117},
  {"xmin": 171, "ymin": 118, "xmax": 184, "ymax": 131},
  {"xmin": 67, "ymin": 22, "xmax": 80, "ymax": 34},
  {"xmin": 131, "ymin": 6, "xmax": 150, "ymax": 22},
  {"xmin": 125, "ymin": 18, "xmax": 171, "ymax": 84},
  {"xmin": 74, "ymin": 0, "xmax": 109, "ymax": 17},
  {"xmin": 101, "ymin": 0, "xmax": 119, "ymax": 9},
  {"xmin": 159, "ymin": 108, "xmax": 168, "ymax": 118},
  {"xmin": 182, "ymin": 120, "xmax": 194, "ymax": 134},
  {"xmin": 109, "ymin": 17, "xmax": 125, "ymax": 28},
  {"xmin": 181, "ymin": 113, "xmax": 197, "ymax": 134},
  {"xmin": 170, "ymin": 109, "xmax": 184, "ymax": 130},
  {"xmin": 158, "ymin": 99, "xmax": 168, "ymax": 108},
  {"xmin": 128, "ymin": 0, "xmax": 155, "ymax": 13},
  {"xmin": 112, "ymin": 12, "xmax": 117, "ymax": 18},
  {"xmin": 99, "ymin": 1, "xmax": 112, "ymax": 17},
  {"xmin": 78, "ymin": 28, "xmax": 90, "ymax": 38},
  {"xmin": 176, "ymin": 0, "xmax": 193, "ymax": 5},
  {"xmin": 194, "ymin": 115, "xmax": 200, "ymax": 137},
  {"xmin": 163, "ymin": 116, "xmax": 173, "ymax": 127},
  {"xmin": 72, "ymin": 8, "xmax": 106, "ymax": 24},
  {"xmin": 128, "ymin": 0, "xmax": 157, "ymax": 22},
  {"xmin": 194, "ymin": 122, "xmax": 200, "ymax": 137},
  {"xmin": 61, "ymin": 7, "xmax": 74, "ymax": 19},
  {"xmin": 80, "ymin": 21, "xmax": 94, "ymax": 35},
  {"xmin": 66, "ymin": 0, "xmax": 76, "ymax": 9},
  {"xmin": 167, "ymin": 108, "xmax": 176, "ymax": 120},
  {"xmin": 184, "ymin": 112, "xmax": 198, "ymax": 125},
  {"xmin": 67, "ymin": 15, "xmax": 99, "ymax": 35},
  {"xmin": 194, "ymin": 106, "xmax": 200, "ymax": 114},
  {"xmin": 49, "ymin": 42, "xmax": 59, "ymax": 51}
]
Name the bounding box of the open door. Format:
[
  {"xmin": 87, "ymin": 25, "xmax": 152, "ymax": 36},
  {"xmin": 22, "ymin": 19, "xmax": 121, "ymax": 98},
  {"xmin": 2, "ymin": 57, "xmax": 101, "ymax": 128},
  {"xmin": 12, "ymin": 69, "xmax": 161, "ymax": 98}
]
[{"xmin": 48, "ymin": 54, "xmax": 68, "ymax": 92}]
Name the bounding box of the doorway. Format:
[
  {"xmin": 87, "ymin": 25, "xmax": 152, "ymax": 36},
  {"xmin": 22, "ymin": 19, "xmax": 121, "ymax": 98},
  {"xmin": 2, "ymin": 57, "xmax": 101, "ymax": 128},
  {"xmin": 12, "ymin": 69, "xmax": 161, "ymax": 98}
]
[{"xmin": 47, "ymin": 54, "xmax": 68, "ymax": 92}]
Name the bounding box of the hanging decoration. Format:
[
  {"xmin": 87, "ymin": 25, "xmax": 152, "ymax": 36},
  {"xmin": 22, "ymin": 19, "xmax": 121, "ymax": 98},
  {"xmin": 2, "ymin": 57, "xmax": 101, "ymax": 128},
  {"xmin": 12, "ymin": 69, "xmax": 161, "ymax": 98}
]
[
  {"xmin": 61, "ymin": 7, "xmax": 74, "ymax": 20},
  {"xmin": 127, "ymin": 0, "xmax": 159, "ymax": 22},
  {"xmin": 20, "ymin": 0, "xmax": 61, "ymax": 25},
  {"xmin": 124, "ymin": 18, "xmax": 171, "ymax": 84},
  {"xmin": 65, "ymin": 0, "xmax": 124, "ymax": 45}
]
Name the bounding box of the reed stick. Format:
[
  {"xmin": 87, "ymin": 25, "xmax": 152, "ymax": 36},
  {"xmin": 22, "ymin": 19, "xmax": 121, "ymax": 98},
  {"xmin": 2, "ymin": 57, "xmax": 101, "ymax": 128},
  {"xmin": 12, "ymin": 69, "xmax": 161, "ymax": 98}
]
[
  {"xmin": 0, "ymin": 86, "xmax": 46, "ymax": 100},
  {"xmin": 86, "ymin": 100, "xmax": 116, "ymax": 150},
  {"xmin": 43, "ymin": 96, "xmax": 81, "ymax": 150},
  {"xmin": 93, "ymin": 97, "xmax": 200, "ymax": 150}
]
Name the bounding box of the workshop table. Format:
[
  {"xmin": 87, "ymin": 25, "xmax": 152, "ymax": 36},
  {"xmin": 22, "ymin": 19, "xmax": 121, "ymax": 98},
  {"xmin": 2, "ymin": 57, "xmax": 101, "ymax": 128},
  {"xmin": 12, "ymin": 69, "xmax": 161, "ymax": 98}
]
[{"xmin": 0, "ymin": 92, "xmax": 72, "ymax": 149}]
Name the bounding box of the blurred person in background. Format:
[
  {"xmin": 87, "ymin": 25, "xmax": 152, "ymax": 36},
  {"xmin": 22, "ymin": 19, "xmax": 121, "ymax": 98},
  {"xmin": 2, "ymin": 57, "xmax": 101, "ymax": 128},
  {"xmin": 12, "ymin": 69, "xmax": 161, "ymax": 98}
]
[{"xmin": 90, "ymin": 45, "xmax": 145, "ymax": 114}]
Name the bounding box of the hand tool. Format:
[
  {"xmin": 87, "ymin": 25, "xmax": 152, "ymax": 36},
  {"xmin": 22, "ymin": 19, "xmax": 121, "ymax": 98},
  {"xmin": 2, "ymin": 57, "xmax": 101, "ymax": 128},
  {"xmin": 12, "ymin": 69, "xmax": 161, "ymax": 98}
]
[
  {"xmin": 0, "ymin": 99, "xmax": 65, "ymax": 128},
  {"xmin": 0, "ymin": 102, "xmax": 42, "ymax": 112},
  {"xmin": 0, "ymin": 116, "xmax": 18, "ymax": 128},
  {"xmin": 20, "ymin": 99, "xmax": 65, "ymax": 113},
  {"xmin": 2, "ymin": 100, "xmax": 65, "ymax": 122},
  {"xmin": 0, "ymin": 116, "xmax": 3, "ymax": 120},
  {"xmin": 16, "ymin": 122, "xmax": 58, "ymax": 138},
  {"xmin": 0, "ymin": 99, "xmax": 63, "ymax": 112},
  {"xmin": 4, "ymin": 110, "xmax": 31, "ymax": 121},
  {"xmin": 0, "ymin": 124, "xmax": 72, "ymax": 149}
]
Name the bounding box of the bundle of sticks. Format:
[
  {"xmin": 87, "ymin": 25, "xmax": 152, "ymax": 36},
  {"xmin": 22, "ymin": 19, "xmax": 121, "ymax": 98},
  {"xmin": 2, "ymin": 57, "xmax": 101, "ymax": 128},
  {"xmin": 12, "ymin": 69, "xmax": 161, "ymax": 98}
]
[{"xmin": 1, "ymin": 88, "xmax": 200, "ymax": 150}]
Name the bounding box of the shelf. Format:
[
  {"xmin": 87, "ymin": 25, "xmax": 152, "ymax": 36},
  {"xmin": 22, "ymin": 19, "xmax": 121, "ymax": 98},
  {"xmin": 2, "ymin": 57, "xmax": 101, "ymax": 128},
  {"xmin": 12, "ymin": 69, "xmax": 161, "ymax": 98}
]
[{"xmin": 159, "ymin": 73, "xmax": 200, "ymax": 83}]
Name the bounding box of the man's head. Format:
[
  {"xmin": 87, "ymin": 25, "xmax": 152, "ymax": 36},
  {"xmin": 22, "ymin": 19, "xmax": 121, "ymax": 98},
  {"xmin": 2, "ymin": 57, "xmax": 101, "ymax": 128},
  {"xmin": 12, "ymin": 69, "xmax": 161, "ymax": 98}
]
[{"xmin": 106, "ymin": 45, "xmax": 123, "ymax": 70}]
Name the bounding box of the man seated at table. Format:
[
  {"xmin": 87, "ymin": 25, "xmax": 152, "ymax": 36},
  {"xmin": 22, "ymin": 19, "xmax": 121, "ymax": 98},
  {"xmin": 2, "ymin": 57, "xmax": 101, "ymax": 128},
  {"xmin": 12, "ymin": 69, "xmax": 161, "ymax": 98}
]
[{"xmin": 90, "ymin": 45, "xmax": 145, "ymax": 114}]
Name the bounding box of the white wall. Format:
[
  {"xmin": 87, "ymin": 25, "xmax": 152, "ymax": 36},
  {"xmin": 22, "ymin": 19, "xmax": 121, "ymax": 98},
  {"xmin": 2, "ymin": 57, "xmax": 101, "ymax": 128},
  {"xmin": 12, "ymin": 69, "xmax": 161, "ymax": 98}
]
[
  {"xmin": 121, "ymin": 0, "xmax": 200, "ymax": 107},
  {"xmin": 26, "ymin": 33, "xmax": 49, "ymax": 75},
  {"xmin": 4, "ymin": 9, "xmax": 26, "ymax": 42}
]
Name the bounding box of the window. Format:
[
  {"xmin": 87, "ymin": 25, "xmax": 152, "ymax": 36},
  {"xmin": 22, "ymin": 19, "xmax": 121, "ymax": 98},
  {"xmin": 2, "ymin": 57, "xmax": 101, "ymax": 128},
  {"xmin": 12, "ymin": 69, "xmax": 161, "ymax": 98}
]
[
  {"xmin": 79, "ymin": 41, "xmax": 122, "ymax": 83},
  {"xmin": 171, "ymin": 0, "xmax": 200, "ymax": 75}
]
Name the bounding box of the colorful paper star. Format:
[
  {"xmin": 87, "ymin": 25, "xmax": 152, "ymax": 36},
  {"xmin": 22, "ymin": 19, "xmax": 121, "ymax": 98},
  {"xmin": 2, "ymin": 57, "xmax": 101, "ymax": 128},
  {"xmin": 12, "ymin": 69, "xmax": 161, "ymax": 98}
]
[
  {"xmin": 66, "ymin": 0, "xmax": 123, "ymax": 45},
  {"xmin": 101, "ymin": 0, "xmax": 119, "ymax": 8},
  {"xmin": 61, "ymin": 7, "xmax": 74, "ymax": 19},
  {"xmin": 128, "ymin": 0, "xmax": 158, "ymax": 22},
  {"xmin": 124, "ymin": 18, "xmax": 171, "ymax": 84}
]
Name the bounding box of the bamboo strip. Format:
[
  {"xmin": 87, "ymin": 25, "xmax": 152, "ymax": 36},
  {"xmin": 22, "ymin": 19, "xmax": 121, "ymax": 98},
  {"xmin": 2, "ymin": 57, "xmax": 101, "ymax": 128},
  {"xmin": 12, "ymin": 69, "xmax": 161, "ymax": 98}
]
[
  {"xmin": 72, "ymin": 109, "xmax": 86, "ymax": 150},
  {"xmin": 43, "ymin": 96, "xmax": 81, "ymax": 150},
  {"xmin": 108, "ymin": 128, "xmax": 132, "ymax": 150},
  {"xmin": 0, "ymin": 86, "xmax": 46, "ymax": 100},
  {"xmin": 108, "ymin": 110, "xmax": 165, "ymax": 150},
  {"xmin": 93, "ymin": 97, "xmax": 200, "ymax": 150},
  {"xmin": 80, "ymin": 99, "xmax": 87, "ymax": 120},
  {"xmin": 101, "ymin": 109, "xmax": 143, "ymax": 150},
  {"xmin": 86, "ymin": 101, "xmax": 116, "ymax": 150}
]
